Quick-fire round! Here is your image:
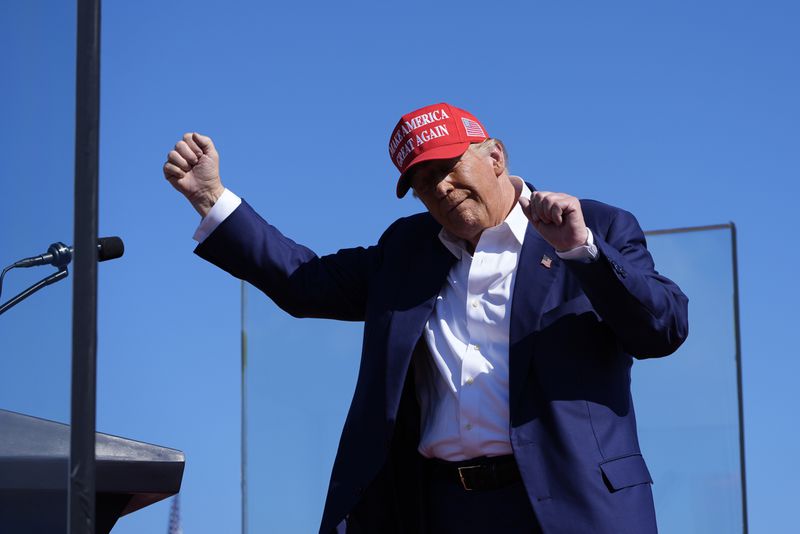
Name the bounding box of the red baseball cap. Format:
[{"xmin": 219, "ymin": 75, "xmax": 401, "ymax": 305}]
[{"xmin": 388, "ymin": 102, "xmax": 489, "ymax": 198}]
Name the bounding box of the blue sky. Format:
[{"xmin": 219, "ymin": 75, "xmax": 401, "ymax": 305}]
[{"xmin": 1, "ymin": 1, "xmax": 798, "ymax": 532}]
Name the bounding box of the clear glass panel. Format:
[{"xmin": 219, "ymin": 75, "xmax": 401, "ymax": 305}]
[
  {"xmin": 634, "ymin": 225, "xmax": 744, "ymax": 533},
  {"xmin": 243, "ymin": 225, "xmax": 745, "ymax": 533},
  {"xmin": 242, "ymin": 287, "xmax": 362, "ymax": 532},
  {"xmin": 0, "ymin": 4, "xmax": 76, "ymax": 423}
]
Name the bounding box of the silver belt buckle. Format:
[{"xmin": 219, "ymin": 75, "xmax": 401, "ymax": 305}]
[{"xmin": 457, "ymin": 465, "xmax": 481, "ymax": 491}]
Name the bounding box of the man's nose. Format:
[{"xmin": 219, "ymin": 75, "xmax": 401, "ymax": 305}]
[{"xmin": 433, "ymin": 173, "xmax": 454, "ymax": 198}]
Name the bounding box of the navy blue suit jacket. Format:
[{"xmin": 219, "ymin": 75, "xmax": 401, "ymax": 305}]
[{"xmin": 195, "ymin": 196, "xmax": 688, "ymax": 534}]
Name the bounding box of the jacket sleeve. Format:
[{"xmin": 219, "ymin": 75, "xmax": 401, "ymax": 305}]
[
  {"xmin": 566, "ymin": 205, "xmax": 689, "ymax": 358},
  {"xmin": 194, "ymin": 199, "xmax": 379, "ymax": 321}
]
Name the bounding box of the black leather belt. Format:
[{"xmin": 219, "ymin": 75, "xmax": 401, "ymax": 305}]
[{"xmin": 427, "ymin": 455, "xmax": 522, "ymax": 491}]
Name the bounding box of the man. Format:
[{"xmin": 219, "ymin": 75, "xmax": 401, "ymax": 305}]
[{"xmin": 163, "ymin": 103, "xmax": 688, "ymax": 534}]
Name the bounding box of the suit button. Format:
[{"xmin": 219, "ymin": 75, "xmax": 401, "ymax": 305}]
[{"xmin": 610, "ymin": 260, "xmax": 627, "ymax": 278}]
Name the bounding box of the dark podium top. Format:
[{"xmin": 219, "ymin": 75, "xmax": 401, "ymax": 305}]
[{"xmin": 0, "ymin": 409, "xmax": 185, "ymax": 533}]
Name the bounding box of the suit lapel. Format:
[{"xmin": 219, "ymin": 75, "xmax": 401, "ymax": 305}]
[
  {"xmin": 384, "ymin": 235, "xmax": 455, "ymax": 421},
  {"xmin": 508, "ymin": 224, "xmax": 561, "ymax": 409}
]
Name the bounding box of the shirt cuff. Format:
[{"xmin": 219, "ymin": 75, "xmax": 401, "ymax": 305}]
[
  {"xmin": 192, "ymin": 189, "xmax": 242, "ymax": 243},
  {"xmin": 555, "ymin": 228, "xmax": 598, "ymax": 263}
]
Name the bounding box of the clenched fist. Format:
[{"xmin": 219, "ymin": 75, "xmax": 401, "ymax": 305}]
[
  {"xmin": 163, "ymin": 132, "xmax": 224, "ymax": 217},
  {"xmin": 517, "ymin": 186, "xmax": 588, "ymax": 252}
]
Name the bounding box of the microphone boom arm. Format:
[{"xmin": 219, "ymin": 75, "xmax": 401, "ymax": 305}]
[{"xmin": 0, "ymin": 268, "xmax": 69, "ymax": 316}]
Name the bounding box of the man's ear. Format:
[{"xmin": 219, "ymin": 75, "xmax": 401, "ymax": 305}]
[{"xmin": 489, "ymin": 140, "xmax": 507, "ymax": 177}]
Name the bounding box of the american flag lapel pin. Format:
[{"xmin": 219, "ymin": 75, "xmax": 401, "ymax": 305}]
[{"xmin": 540, "ymin": 254, "xmax": 553, "ymax": 269}]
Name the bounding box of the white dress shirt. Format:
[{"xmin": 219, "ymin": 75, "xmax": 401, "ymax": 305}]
[{"xmin": 413, "ymin": 183, "xmax": 528, "ymax": 460}]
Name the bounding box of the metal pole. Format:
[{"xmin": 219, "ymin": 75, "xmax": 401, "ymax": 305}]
[
  {"xmin": 69, "ymin": 0, "xmax": 101, "ymax": 532},
  {"xmin": 241, "ymin": 282, "xmax": 248, "ymax": 534},
  {"xmin": 730, "ymin": 223, "xmax": 749, "ymax": 533}
]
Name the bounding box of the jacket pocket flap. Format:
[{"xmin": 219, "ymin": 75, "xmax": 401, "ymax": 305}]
[{"xmin": 599, "ymin": 454, "xmax": 652, "ymax": 491}]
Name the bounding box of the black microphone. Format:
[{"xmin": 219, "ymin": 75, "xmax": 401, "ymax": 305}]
[{"xmin": 13, "ymin": 237, "xmax": 125, "ymax": 269}]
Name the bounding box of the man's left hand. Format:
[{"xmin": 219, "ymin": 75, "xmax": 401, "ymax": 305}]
[{"xmin": 518, "ymin": 191, "xmax": 588, "ymax": 252}]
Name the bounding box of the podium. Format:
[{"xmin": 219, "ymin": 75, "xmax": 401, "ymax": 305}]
[{"xmin": 0, "ymin": 409, "xmax": 185, "ymax": 533}]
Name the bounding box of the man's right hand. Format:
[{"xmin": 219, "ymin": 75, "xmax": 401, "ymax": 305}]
[{"xmin": 163, "ymin": 132, "xmax": 224, "ymax": 217}]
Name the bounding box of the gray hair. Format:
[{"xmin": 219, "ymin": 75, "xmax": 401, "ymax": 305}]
[{"xmin": 469, "ymin": 138, "xmax": 509, "ymax": 164}]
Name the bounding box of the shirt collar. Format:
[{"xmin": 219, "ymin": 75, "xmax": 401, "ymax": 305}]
[{"xmin": 437, "ymin": 178, "xmax": 531, "ymax": 259}]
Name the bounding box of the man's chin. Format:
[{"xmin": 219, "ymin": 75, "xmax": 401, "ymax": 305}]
[{"xmin": 444, "ymin": 218, "xmax": 483, "ymax": 241}]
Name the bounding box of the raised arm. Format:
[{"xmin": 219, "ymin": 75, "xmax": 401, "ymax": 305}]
[
  {"xmin": 163, "ymin": 133, "xmax": 376, "ymax": 321},
  {"xmin": 518, "ymin": 187, "xmax": 688, "ymax": 358}
]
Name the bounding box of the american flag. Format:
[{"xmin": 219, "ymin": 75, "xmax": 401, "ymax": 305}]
[
  {"xmin": 167, "ymin": 494, "xmax": 183, "ymax": 534},
  {"xmin": 462, "ymin": 117, "xmax": 485, "ymax": 138}
]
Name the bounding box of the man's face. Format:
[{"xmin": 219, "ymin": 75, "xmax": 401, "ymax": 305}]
[{"xmin": 409, "ymin": 145, "xmax": 510, "ymax": 247}]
